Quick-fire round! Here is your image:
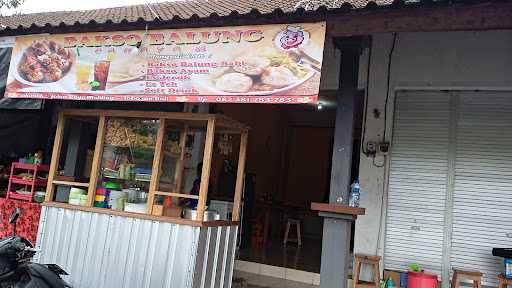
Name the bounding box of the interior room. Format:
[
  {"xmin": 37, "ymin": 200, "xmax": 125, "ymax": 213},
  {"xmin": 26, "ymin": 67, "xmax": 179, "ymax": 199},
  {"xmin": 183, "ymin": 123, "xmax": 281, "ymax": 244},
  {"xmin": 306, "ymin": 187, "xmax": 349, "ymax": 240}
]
[{"xmin": 210, "ymin": 90, "xmax": 364, "ymax": 274}]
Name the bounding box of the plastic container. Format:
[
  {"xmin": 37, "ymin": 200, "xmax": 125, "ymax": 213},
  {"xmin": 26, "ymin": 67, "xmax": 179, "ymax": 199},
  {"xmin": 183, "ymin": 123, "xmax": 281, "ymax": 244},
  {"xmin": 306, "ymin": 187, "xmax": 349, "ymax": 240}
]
[
  {"xmin": 109, "ymin": 191, "xmax": 128, "ymax": 211},
  {"xmin": 123, "ymin": 188, "xmax": 140, "ymax": 202},
  {"xmin": 34, "ymin": 191, "xmax": 46, "ymax": 203},
  {"xmin": 68, "ymin": 187, "xmax": 87, "ymax": 205},
  {"xmin": 93, "ymin": 195, "xmax": 104, "ymax": 207},
  {"xmin": 96, "ymin": 187, "xmax": 106, "ymax": 195},
  {"xmin": 124, "ymin": 202, "xmax": 147, "ymax": 214},
  {"xmin": 408, "ymin": 272, "xmax": 438, "ymax": 288},
  {"xmin": 105, "ymin": 182, "xmax": 121, "ymax": 190},
  {"xmin": 79, "ymin": 194, "xmax": 88, "ymax": 206}
]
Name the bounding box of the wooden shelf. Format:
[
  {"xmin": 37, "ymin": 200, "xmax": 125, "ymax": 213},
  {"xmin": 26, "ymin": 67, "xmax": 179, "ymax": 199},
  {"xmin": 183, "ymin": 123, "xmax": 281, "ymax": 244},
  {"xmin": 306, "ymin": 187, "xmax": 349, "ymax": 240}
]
[
  {"xmin": 52, "ymin": 180, "xmax": 90, "ymax": 188},
  {"xmin": 154, "ymin": 191, "xmax": 199, "ymax": 199},
  {"xmin": 163, "ymin": 151, "xmax": 180, "ymax": 158},
  {"xmin": 311, "ymin": 202, "xmax": 366, "ymax": 216},
  {"xmin": 103, "ymin": 175, "xmax": 152, "ymax": 183},
  {"xmin": 43, "ymin": 201, "xmax": 238, "ymax": 227}
]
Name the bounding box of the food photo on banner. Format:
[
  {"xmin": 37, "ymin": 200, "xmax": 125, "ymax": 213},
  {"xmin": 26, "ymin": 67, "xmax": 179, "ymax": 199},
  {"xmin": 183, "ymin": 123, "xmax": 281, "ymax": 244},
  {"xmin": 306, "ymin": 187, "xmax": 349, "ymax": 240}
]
[
  {"xmin": 5, "ymin": 22, "xmax": 326, "ymax": 104},
  {"xmin": 0, "ymin": 47, "xmax": 42, "ymax": 109}
]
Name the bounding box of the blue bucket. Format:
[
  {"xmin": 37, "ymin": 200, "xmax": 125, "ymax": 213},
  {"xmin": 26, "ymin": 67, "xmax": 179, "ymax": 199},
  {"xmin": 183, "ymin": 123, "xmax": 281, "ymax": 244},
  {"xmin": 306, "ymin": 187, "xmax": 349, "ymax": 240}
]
[{"xmin": 400, "ymin": 272, "xmax": 408, "ymax": 288}]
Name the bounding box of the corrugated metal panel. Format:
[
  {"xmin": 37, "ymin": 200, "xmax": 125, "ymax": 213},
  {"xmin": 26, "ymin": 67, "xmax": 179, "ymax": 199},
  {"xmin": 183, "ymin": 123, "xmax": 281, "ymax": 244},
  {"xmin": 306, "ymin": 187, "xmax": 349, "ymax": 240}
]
[
  {"xmin": 193, "ymin": 226, "xmax": 238, "ymax": 288},
  {"xmin": 384, "ymin": 91, "xmax": 450, "ymax": 278},
  {"xmin": 450, "ymin": 92, "xmax": 512, "ymax": 287},
  {"xmin": 35, "ymin": 206, "xmax": 238, "ymax": 288}
]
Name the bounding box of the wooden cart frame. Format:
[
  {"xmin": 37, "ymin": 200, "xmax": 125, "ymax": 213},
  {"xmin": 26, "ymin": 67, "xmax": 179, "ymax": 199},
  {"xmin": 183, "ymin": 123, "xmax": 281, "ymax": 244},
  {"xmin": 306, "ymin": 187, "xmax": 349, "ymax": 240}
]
[{"xmin": 45, "ymin": 109, "xmax": 249, "ymax": 222}]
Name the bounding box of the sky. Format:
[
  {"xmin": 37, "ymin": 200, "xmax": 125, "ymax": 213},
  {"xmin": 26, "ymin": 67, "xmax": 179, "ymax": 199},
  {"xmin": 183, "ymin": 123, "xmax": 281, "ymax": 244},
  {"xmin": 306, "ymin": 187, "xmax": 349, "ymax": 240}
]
[{"xmin": 3, "ymin": 0, "xmax": 173, "ymax": 15}]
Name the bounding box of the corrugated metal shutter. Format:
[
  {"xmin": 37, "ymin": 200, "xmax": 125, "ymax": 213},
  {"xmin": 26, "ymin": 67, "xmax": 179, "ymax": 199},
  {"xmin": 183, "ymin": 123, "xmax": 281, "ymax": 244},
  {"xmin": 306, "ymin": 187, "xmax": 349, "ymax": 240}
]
[
  {"xmin": 450, "ymin": 92, "xmax": 512, "ymax": 287},
  {"xmin": 384, "ymin": 91, "xmax": 451, "ymax": 277}
]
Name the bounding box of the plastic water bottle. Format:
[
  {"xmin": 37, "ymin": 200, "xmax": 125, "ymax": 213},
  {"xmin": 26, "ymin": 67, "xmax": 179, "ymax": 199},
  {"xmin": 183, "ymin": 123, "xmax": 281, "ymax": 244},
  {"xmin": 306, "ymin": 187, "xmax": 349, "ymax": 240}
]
[
  {"xmin": 505, "ymin": 258, "xmax": 512, "ymax": 278},
  {"xmin": 386, "ymin": 278, "xmax": 394, "ymax": 288},
  {"xmin": 349, "ymin": 179, "xmax": 360, "ymax": 208}
]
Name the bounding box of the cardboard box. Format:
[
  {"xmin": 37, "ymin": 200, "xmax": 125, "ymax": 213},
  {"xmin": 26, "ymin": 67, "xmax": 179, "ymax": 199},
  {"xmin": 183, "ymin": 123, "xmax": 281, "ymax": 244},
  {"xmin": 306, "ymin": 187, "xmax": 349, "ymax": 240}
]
[
  {"xmin": 384, "ymin": 270, "xmax": 403, "ymax": 288},
  {"xmin": 163, "ymin": 206, "xmax": 183, "ymax": 218},
  {"xmin": 151, "ymin": 205, "xmax": 164, "ymax": 216}
]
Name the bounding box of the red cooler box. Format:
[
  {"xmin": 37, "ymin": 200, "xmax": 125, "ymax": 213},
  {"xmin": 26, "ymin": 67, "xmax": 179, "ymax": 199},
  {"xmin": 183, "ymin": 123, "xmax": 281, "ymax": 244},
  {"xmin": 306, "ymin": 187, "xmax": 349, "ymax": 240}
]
[{"xmin": 408, "ymin": 271, "xmax": 438, "ymax": 288}]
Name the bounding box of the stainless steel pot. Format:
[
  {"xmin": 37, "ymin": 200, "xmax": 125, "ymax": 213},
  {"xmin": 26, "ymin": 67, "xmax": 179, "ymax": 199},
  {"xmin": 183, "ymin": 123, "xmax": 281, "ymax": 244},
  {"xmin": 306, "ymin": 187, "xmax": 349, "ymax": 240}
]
[{"xmin": 183, "ymin": 208, "xmax": 220, "ymax": 221}]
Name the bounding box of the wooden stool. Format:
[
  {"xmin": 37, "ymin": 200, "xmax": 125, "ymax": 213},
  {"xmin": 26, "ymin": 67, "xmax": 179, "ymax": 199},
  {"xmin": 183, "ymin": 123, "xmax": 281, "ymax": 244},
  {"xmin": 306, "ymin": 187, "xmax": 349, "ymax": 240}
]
[
  {"xmin": 451, "ymin": 269, "xmax": 482, "ymax": 288},
  {"xmin": 283, "ymin": 218, "xmax": 302, "ymax": 246},
  {"xmin": 498, "ymin": 274, "xmax": 512, "ymax": 288},
  {"xmin": 353, "ymin": 254, "xmax": 381, "ymax": 288}
]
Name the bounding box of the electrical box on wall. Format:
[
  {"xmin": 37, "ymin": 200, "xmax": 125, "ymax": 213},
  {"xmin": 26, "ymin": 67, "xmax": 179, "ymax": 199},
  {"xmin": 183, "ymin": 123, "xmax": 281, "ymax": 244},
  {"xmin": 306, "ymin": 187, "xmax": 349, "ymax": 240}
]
[{"xmin": 379, "ymin": 142, "xmax": 390, "ymax": 155}]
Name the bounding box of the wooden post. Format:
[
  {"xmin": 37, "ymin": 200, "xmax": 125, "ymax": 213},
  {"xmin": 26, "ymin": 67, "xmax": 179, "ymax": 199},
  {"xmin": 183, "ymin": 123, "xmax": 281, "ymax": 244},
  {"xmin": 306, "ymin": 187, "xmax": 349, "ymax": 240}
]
[
  {"xmin": 320, "ymin": 37, "xmax": 361, "ymax": 288},
  {"xmin": 147, "ymin": 118, "xmax": 166, "ymax": 214},
  {"xmin": 196, "ymin": 119, "xmax": 215, "ymax": 222},
  {"xmin": 86, "ymin": 116, "xmax": 106, "ymax": 207},
  {"xmin": 173, "ymin": 125, "xmax": 189, "ymax": 194},
  {"xmin": 45, "ymin": 112, "xmax": 66, "ymax": 202},
  {"xmin": 232, "ymin": 132, "xmax": 248, "ymax": 221}
]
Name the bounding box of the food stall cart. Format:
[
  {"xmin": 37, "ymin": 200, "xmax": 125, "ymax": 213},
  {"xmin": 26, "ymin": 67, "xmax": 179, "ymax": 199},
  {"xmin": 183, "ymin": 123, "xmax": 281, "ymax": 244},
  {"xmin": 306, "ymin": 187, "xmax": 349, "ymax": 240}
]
[
  {"xmin": 35, "ymin": 108, "xmax": 248, "ymax": 288},
  {"xmin": 1, "ymin": 21, "xmax": 324, "ymax": 288}
]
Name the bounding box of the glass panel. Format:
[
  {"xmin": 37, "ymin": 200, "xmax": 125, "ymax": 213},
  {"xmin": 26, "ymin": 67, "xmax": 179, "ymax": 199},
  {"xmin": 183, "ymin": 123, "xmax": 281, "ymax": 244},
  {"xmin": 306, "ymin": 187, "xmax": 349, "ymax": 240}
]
[
  {"xmin": 208, "ymin": 132, "xmax": 242, "ymax": 220},
  {"xmin": 148, "ymin": 120, "xmax": 207, "ymax": 216},
  {"xmin": 158, "ymin": 120, "xmax": 207, "ymax": 194},
  {"xmin": 95, "ymin": 117, "xmax": 159, "ymax": 213},
  {"xmin": 50, "ymin": 116, "xmax": 99, "ymax": 204}
]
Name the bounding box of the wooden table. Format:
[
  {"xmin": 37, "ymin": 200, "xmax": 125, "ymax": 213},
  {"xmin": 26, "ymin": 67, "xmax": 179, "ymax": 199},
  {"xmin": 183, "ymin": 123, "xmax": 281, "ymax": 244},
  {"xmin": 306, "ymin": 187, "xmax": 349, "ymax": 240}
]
[{"xmin": 310, "ymin": 202, "xmax": 366, "ymax": 219}]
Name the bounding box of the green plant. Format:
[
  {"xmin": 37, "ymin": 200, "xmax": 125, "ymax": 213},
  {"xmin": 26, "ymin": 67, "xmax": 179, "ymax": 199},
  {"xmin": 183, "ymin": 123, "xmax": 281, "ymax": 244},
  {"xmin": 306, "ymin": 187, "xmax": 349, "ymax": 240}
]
[{"xmin": 410, "ymin": 263, "xmax": 422, "ymax": 272}]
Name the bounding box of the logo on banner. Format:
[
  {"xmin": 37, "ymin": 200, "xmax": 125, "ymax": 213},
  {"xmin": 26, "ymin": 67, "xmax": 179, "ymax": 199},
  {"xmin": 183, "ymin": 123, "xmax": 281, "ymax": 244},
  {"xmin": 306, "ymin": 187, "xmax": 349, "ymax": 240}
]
[{"xmin": 275, "ymin": 26, "xmax": 310, "ymax": 50}]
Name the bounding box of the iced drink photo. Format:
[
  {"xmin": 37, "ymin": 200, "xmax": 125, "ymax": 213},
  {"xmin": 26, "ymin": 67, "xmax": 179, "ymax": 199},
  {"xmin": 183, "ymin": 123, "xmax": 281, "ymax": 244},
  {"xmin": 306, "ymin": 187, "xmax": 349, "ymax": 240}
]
[
  {"xmin": 75, "ymin": 61, "xmax": 92, "ymax": 91},
  {"xmin": 93, "ymin": 60, "xmax": 111, "ymax": 91}
]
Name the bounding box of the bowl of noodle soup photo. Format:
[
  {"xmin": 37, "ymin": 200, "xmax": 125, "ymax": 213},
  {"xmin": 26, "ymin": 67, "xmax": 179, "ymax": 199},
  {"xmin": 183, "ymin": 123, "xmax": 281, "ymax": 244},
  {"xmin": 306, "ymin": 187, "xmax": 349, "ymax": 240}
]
[{"xmin": 192, "ymin": 47, "xmax": 317, "ymax": 96}]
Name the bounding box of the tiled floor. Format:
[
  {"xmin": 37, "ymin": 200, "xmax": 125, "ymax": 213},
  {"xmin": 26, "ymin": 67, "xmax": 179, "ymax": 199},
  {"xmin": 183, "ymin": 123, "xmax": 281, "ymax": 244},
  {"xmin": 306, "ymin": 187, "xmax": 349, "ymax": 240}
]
[
  {"xmin": 235, "ymin": 260, "xmax": 320, "ymax": 285},
  {"xmin": 234, "ymin": 271, "xmax": 319, "ymax": 288},
  {"xmin": 238, "ymin": 237, "xmax": 322, "ymax": 273}
]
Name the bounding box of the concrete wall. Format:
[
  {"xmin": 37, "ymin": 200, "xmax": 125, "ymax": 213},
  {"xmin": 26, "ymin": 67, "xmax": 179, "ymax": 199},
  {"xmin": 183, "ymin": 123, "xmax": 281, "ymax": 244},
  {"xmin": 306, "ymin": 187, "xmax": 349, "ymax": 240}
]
[{"xmin": 354, "ymin": 30, "xmax": 512, "ymax": 262}]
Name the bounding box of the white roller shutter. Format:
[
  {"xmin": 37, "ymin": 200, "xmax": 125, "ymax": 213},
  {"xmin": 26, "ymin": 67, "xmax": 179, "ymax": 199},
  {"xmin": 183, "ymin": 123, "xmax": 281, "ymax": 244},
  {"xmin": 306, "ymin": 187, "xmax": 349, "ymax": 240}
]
[
  {"xmin": 450, "ymin": 92, "xmax": 512, "ymax": 287},
  {"xmin": 384, "ymin": 91, "xmax": 451, "ymax": 277}
]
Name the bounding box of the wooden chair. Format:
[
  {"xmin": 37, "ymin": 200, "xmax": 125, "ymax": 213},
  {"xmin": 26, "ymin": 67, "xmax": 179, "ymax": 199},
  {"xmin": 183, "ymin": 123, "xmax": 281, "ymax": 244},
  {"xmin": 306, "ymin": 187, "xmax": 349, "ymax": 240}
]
[
  {"xmin": 451, "ymin": 269, "xmax": 482, "ymax": 288},
  {"xmin": 353, "ymin": 254, "xmax": 381, "ymax": 288},
  {"xmin": 283, "ymin": 218, "xmax": 302, "ymax": 246},
  {"xmin": 498, "ymin": 274, "xmax": 512, "ymax": 288}
]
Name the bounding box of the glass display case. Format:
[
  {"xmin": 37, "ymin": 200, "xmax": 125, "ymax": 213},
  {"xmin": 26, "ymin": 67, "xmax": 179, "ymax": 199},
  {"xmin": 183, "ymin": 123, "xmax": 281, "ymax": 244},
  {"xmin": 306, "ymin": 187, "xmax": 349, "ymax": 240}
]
[
  {"xmin": 45, "ymin": 109, "xmax": 249, "ymax": 223},
  {"xmin": 96, "ymin": 118, "xmax": 159, "ymax": 213}
]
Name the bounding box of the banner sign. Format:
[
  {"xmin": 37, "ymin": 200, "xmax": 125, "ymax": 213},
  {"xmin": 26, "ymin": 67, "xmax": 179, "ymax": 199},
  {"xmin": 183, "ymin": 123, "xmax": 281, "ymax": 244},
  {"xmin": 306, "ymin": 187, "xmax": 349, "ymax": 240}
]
[{"xmin": 5, "ymin": 22, "xmax": 325, "ymax": 104}]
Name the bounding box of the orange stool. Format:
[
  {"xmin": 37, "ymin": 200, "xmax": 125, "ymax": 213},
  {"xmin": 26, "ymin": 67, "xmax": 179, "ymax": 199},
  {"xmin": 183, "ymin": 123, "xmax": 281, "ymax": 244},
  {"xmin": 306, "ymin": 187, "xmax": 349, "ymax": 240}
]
[
  {"xmin": 451, "ymin": 269, "xmax": 482, "ymax": 288},
  {"xmin": 498, "ymin": 274, "xmax": 512, "ymax": 288}
]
